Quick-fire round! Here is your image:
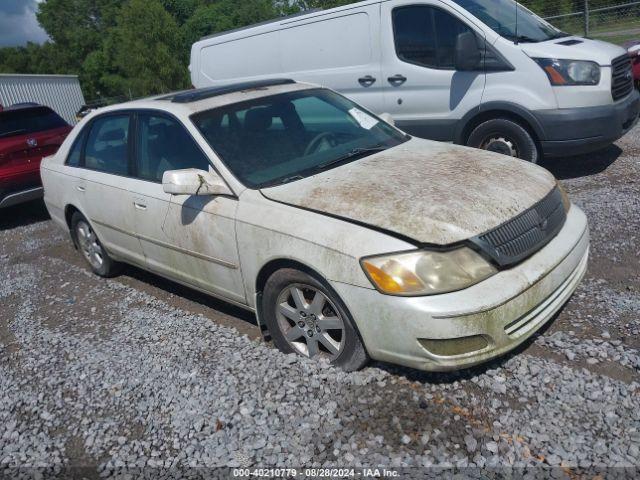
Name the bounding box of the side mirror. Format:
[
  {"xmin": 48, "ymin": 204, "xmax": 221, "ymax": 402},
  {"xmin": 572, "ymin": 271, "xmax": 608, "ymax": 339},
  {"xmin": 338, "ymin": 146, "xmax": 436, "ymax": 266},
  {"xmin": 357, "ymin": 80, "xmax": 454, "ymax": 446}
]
[
  {"xmin": 379, "ymin": 112, "xmax": 395, "ymax": 126},
  {"xmin": 455, "ymin": 31, "xmax": 482, "ymax": 71},
  {"xmin": 162, "ymin": 168, "xmax": 232, "ymax": 196}
]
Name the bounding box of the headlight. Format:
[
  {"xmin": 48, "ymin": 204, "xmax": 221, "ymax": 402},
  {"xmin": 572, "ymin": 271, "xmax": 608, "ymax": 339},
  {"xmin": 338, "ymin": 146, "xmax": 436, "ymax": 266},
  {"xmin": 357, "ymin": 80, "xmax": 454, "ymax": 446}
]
[
  {"xmin": 556, "ymin": 180, "xmax": 571, "ymax": 213},
  {"xmin": 361, "ymin": 247, "xmax": 497, "ymax": 296},
  {"xmin": 533, "ymin": 58, "xmax": 601, "ymax": 86}
]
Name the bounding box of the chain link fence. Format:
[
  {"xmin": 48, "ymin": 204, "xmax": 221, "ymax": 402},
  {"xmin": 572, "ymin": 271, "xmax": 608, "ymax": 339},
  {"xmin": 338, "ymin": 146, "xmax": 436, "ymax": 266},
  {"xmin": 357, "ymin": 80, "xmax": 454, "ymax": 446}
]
[{"xmin": 542, "ymin": 1, "xmax": 640, "ymax": 44}]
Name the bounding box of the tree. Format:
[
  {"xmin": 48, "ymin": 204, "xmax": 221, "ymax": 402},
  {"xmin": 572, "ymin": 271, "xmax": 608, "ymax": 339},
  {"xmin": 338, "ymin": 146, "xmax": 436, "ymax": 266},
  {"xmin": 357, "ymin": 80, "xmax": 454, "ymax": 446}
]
[
  {"xmin": 98, "ymin": 0, "xmax": 189, "ymax": 98},
  {"xmin": 36, "ymin": 0, "xmax": 125, "ymax": 72},
  {"xmin": 182, "ymin": 0, "xmax": 283, "ymax": 51}
]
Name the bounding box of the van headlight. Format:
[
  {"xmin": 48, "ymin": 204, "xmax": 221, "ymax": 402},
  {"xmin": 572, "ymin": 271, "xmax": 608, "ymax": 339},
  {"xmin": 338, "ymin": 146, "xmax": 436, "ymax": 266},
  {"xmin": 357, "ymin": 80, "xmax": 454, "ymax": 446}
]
[
  {"xmin": 361, "ymin": 247, "xmax": 497, "ymax": 296},
  {"xmin": 533, "ymin": 58, "xmax": 601, "ymax": 86}
]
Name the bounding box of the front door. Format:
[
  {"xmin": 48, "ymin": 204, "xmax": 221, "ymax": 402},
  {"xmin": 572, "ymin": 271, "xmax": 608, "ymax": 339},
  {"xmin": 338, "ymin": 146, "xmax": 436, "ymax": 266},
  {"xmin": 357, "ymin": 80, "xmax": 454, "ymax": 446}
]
[
  {"xmin": 130, "ymin": 111, "xmax": 245, "ymax": 304},
  {"xmin": 380, "ymin": 1, "xmax": 486, "ymax": 140}
]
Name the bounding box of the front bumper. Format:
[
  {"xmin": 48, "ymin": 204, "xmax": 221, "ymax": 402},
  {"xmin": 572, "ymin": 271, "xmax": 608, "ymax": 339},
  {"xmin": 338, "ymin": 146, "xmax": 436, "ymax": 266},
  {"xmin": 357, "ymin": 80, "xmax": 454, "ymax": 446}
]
[
  {"xmin": 332, "ymin": 206, "xmax": 589, "ymax": 372},
  {"xmin": 535, "ymin": 90, "xmax": 639, "ymax": 157}
]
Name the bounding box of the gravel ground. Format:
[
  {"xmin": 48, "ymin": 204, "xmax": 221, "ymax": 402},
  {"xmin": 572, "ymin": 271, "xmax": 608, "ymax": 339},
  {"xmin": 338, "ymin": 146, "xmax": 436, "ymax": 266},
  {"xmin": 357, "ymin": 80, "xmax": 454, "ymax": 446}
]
[{"xmin": 1, "ymin": 126, "xmax": 639, "ymax": 477}]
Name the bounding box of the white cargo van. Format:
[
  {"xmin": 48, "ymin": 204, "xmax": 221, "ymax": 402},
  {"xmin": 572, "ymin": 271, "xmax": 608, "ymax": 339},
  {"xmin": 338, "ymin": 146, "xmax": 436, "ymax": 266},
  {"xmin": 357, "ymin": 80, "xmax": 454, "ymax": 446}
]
[{"xmin": 190, "ymin": 0, "xmax": 640, "ymax": 162}]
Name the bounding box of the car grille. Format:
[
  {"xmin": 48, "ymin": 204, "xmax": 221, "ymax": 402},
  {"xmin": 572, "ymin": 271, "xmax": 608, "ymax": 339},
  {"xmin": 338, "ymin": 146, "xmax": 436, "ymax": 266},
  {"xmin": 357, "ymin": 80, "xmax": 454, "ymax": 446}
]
[
  {"xmin": 471, "ymin": 187, "xmax": 566, "ymax": 268},
  {"xmin": 611, "ymin": 54, "xmax": 633, "ymax": 102}
]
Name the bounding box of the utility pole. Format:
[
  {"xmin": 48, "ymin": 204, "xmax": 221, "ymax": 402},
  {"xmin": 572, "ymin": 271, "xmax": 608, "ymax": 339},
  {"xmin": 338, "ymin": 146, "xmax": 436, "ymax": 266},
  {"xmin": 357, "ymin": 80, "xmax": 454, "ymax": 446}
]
[{"xmin": 584, "ymin": 0, "xmax": 590, "ymax": 38}]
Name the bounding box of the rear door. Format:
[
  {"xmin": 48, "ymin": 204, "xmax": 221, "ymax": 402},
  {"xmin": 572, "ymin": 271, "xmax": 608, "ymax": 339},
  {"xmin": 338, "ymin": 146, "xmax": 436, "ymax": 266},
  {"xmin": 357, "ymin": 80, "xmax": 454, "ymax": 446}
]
[
  {"xmin": 380, "ymin": 1, "xmax": 486, "ymax": 140},
  {"xmin": 79, "ymin": 112, "xmax": 145, "ymax": 266},
  {"xmin": 277, "ymin": 4, "xmax": 386, "ymax": 114}
]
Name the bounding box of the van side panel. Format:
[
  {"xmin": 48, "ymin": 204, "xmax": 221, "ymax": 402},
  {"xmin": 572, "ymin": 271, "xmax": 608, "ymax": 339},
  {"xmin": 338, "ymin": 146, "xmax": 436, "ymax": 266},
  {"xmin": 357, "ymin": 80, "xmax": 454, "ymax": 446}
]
[
  {"xmin": 200, "ymin": 32, "xmax": 281, "ymax": 82},
  {"xmin": 281, "ymin": 13, "xmax": 371, "ymax": 72},
  {"xmin": 280, "ymin": 7, "xmax": 384, "ymax": 112},
  {"xmin": 191, "ymin": 3, "xmax": 385, "ymax": 114}
]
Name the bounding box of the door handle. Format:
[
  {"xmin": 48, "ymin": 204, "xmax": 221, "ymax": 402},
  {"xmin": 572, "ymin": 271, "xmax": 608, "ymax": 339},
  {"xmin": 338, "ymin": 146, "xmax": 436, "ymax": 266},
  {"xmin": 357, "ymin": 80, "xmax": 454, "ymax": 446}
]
[
  {"xmin": 388, "ymin": 74, "xmax": 407, "ymax": 86},
  {"xmin": 76, "ymin": 186, "xmax": 86, "ymax": 192},
  {"xmin": 134, "ymin": 202, "xmax": 147, "ymax": 211},
  {"xmin": 358, "ymin": 75, "xmax": 377, "ymax": 87}
]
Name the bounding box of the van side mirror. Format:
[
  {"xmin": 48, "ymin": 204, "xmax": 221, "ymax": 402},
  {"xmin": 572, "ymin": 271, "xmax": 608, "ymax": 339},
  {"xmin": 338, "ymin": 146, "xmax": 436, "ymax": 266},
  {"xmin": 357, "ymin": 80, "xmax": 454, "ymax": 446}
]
[
  {"xmin": 379, "ymin": 112, "xmax": 395, "ymax": 126},
  {"xmin": 162, "ymin": 168, "xmax": 232, "ymax": 196},
  {"xmin": 455, "ymin": 31, "xmax": 482, "ymax": 71}
]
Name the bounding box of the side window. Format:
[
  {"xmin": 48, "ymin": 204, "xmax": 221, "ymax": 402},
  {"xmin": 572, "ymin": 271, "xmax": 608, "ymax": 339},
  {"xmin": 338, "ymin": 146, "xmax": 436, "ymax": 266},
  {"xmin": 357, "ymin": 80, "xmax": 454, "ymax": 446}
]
[
  {"xmin": 434, "ymin": 9, "xmax": 475, "ymax": 69},
  {"xmin": 85, "ymin": 115, "xmax": 130, "ymax": 176},
  {"xmin": 393, "ymin": 6, "xmax": 473, "ymax": 69},
  {"xmin": 393, "ymin": 6, "xmax": 437, "ymax": 68},
  {"xmin": 136, "ymin": 113, "xmax": 210, "ymax": 183},
  {"xmin": 66, "ymin": 129, "xmax": 87, "ymax": 167}
]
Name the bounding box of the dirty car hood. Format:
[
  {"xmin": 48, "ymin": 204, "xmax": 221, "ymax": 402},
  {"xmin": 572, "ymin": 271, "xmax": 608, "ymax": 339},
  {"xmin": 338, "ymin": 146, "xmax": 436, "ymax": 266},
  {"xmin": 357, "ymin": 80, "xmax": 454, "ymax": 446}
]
[{"xmin": 261, "ymin": 138, "xmax": 556, "ymax": 245}]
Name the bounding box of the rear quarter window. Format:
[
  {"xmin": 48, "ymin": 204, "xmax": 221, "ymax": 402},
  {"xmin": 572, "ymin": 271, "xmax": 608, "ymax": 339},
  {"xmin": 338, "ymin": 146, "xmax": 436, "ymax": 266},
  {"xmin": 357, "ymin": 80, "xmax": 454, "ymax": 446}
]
[
  {"xmin": 66, "ymin": 128, "xmax": 88, "ymax": 167},
  {"xmin": 0, "ymin": 107, "xmax": 69, "ymax": 138}
]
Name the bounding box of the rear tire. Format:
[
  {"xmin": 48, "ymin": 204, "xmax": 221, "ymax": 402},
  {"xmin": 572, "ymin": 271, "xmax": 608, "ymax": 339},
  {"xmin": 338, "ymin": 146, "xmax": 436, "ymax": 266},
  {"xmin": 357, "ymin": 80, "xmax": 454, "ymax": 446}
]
[
  {"xmin": 262, "ymin": 268, "xmax": 369, "ymax": 372},
  {"xmin": 70, "ymin": 212, "xmax": 121, "ymax": 278},
  {"xmin": 467, "ymin": 118, "xmax": 539, "ymax": 163}
]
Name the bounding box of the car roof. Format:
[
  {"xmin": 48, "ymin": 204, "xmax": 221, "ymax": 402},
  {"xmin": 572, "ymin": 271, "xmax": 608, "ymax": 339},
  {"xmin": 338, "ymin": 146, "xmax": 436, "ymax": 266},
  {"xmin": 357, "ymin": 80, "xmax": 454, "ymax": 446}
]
[
  {"xmin": 1, "ymin": 102, "xmax": 47, "ymax": 112},
  {"xmin": 91, "ymin": 79, "xmax": 317, "ymax": 118}
]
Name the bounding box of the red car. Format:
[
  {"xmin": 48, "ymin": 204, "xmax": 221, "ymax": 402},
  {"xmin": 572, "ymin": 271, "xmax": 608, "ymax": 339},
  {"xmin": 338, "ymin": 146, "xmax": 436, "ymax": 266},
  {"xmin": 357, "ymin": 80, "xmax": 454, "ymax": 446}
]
[
  {"xmin": 0, "ymin": 103, "xmax": 72, "ymax": 209},
  {"xmin": 625, "ymin": 41, "xmax": 640, "ymax": 90}
]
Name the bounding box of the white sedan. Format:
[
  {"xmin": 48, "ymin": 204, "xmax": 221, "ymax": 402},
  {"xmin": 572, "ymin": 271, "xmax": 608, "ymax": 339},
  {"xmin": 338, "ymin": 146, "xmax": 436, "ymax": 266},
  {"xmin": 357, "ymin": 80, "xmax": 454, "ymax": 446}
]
[{"xmin": 41, "ymin": 79, "xmax": 589, "ymax": 372}]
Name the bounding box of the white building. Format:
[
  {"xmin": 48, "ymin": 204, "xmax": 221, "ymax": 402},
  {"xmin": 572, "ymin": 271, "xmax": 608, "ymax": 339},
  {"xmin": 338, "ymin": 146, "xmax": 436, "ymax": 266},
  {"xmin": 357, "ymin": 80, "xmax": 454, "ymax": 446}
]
[{"xmin": 0, "ymin": 74, "xmax": 86, "ymax": 125}]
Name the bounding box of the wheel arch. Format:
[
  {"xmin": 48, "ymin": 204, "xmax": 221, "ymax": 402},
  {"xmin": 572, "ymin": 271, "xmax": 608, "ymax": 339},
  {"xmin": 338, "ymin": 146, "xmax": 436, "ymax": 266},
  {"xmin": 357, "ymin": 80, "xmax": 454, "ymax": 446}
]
[
  {"xmin": 255, "ymin": 258, "xmax": 327, "ymax": 335},
  {"xmin": 254, "ymin": 258, "xmax": 363, "ymax": 346},
  {"xmin": 456, "ymin": 102, "xmax": 546, "ymax": 146},
  {"xmin": 64, "ymin": 204, "xmax": 84, "ymax": 249}
]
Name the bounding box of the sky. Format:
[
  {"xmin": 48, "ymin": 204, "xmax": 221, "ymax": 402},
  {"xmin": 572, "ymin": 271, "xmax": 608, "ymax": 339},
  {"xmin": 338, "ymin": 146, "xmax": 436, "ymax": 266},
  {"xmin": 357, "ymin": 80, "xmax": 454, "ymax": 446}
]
[{"xmin": 0, "ymin": 0, "xmax": 49, "ymax": 47}]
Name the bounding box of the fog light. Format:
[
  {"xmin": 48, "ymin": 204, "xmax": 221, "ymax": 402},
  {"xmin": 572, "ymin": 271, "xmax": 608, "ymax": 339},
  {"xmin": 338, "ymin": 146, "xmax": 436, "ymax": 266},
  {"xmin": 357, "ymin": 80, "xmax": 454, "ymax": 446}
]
[{"xmin": 418, "ymin": 335, "xmax": 490, "ymax": 357}]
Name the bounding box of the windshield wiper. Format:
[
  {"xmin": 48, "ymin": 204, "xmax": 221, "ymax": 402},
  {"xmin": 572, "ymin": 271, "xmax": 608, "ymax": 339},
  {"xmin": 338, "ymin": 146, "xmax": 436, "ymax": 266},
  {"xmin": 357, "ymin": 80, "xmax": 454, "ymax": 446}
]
[
  {"xmin": 262, "ymin": 174, "xmax": 305, "ymax": 188},
  {"xmin": 260, "ymin": 144, "xmax": 389, "ymax": 188},
  {"xmin": 315, "ymin": 145, "xmax": 388, "ymax": 171},
  {"xmin": 513, "ymin": 35, "xmax": 541, "ymax": 43}
]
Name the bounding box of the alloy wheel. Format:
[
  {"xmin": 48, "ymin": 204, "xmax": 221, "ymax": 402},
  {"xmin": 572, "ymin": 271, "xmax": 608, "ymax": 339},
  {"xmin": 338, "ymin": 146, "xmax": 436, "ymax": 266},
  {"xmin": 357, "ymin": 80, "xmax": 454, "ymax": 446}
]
[
  {"xmin": 275, "ymin": 284, "xmax": 345, "ymax": 360},
  {"xmin": 76, "ymin": 220, "xmax": 104, "ymax": 270}
]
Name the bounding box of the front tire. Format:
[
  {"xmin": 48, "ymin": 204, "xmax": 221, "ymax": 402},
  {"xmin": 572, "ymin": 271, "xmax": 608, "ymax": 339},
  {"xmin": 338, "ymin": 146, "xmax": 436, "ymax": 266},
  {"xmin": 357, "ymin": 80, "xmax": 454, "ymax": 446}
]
[
  {"xmin": 71, "ymin": 212, "xmax": 121, "ymax": 278},
  {"xmin": 467, "ymin": 118, "xmax": 539, "ymax": 163},
  {"xmin": 262, "ymin": 268, "xmax": 369, "ymax": 371}
]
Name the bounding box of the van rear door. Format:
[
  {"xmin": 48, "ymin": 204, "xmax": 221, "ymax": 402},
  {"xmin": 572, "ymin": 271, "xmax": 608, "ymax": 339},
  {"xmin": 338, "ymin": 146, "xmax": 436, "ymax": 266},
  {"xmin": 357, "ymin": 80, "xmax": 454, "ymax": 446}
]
[{"xmin": 380, "ymin": 1, "xmax": 486, "ymax": 140}]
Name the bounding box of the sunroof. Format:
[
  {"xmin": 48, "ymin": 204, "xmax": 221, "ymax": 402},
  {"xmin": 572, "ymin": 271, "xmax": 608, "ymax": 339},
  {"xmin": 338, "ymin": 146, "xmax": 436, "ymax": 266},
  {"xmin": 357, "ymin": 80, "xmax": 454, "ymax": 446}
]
[{"xmin": 160, "ymin": 79, "xmax": 296, "ymax": 104}]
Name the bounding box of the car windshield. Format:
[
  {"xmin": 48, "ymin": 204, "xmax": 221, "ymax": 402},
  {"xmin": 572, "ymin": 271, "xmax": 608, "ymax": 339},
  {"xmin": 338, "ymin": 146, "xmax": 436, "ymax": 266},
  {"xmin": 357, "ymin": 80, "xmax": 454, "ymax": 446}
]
[
  {"xmin": 192, "ymin": 88, "xmax": 408, "ymax": 189},
  {"xmin": 0, "ymin": 106, "xmax": 69, "ymax": 138},
  {"xmin": 451, "ymin": 0, "xmax": 567, "ymax": 43}
]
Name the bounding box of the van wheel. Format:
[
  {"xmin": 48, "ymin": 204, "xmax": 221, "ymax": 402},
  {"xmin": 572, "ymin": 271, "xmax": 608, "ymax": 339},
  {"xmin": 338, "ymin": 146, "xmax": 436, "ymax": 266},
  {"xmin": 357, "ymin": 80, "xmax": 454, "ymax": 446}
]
[
  {"xmin": 262, "ymin": 268, "xmax": 369, "ymax": 372},
  {"xmin": 467, "ymin": 118, "xmax": 539, "ymax": 163},
  {"xmin": 70, "ymin": 212, "xmax": 121, "ymax": 278}
]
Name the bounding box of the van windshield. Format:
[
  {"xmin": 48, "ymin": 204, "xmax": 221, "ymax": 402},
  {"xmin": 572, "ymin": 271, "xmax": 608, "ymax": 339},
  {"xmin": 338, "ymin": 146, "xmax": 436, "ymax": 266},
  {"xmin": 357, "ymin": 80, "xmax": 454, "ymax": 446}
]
[
  {"xmin": 192, "ymin": 89, "xmax": 408, "ymax": 189},
  {"xmin": 451, "ymin": 0, "xmax": 568, "ymax": 43}
]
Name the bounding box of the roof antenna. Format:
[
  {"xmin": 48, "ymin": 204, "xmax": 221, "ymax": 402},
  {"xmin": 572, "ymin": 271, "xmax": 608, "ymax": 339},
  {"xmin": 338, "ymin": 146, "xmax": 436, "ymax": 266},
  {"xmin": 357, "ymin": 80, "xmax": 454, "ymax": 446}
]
[{"xmin": 514, "ymin": 0, "xmax": 519, "ymax": 44}]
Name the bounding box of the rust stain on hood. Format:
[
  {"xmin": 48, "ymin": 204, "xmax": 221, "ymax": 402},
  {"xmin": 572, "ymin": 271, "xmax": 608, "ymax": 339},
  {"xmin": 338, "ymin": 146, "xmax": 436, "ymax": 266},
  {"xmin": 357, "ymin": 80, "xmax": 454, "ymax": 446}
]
[{"xmin": 261, "ymin": 138, "xmax": 556, "ymax": 245}]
